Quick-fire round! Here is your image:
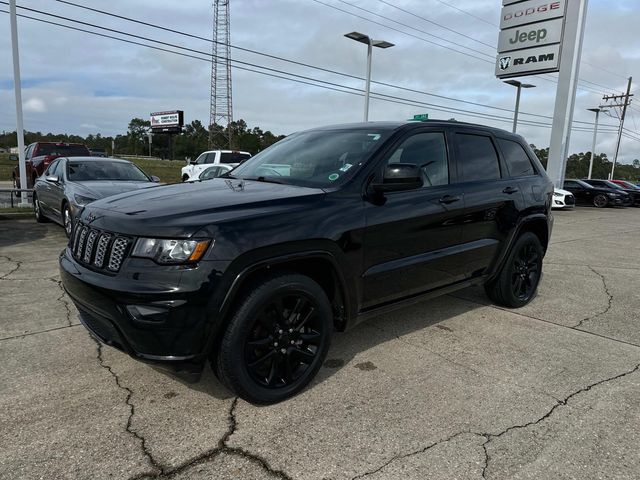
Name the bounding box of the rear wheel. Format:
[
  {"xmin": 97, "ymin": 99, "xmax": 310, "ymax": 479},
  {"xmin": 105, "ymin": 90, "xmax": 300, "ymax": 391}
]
[
  {"xmin": 485, "ymin": 232, "xmax": 543, "ymax": 308},
  {"xmin": 593, "ymin": 194, "xmax": 608, "ymax": 208},
  {"xmin": 33, "ymin": 193, "xmax": 47, "ymax": 223},
  {"xmin": 13, "ymin": 177, "xmax": 21, "ymax": 198},
  {"xmin": 215, "ymin": 273, "xmax": 333, "ymax": 404}
]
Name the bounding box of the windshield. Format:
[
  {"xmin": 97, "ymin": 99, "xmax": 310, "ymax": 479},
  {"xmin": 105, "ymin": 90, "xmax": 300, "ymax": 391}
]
[
  {"xmin": 39, "ymin": 144, "xmax": 88, "ymax": 156},
  {"xmin": 621, "ymin": 181, "xmax": 640, "ymax": 189},
  {"xmin": 574, "ymin": 179, "xmax": 593, "ymax": 188},
  {"xmin": 230, "ymin": 128, "xmax": 394, "ymax": 188},
  {"xmin": 67, "ymin": 161, "xmax": 150, "ymax": 182},
  {"xmin": 603, "ymin": 181, "xmax": 623, "ymax": 190}
]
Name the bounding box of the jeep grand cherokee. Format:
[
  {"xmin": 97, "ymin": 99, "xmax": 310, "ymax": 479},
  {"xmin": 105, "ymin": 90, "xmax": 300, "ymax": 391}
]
[{"xmin": 60, "ymin": 121, "xmax": 554, "ymax": 404}]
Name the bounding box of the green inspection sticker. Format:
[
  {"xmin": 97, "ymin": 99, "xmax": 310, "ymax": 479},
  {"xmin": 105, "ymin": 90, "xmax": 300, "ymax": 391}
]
[{"xmin": 328, "ymin": 173, "xmax": 340, "ymax": 181}]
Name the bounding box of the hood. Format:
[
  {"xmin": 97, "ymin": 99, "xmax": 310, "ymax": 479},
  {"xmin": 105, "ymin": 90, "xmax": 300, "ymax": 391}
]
[
  {"xmin": 81, "ymin": 178, "xmax": 325, "ymax": 237},
  {"xmin": 554, "ymin": 188, "xmax": 572, "ymax": 195},
  {"xmin": 74, "ymin": 180, "xmax": 159, "ymax": 199}
]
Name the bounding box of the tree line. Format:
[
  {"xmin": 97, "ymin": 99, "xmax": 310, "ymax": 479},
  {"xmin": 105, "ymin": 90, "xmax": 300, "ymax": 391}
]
[{"xmin": 0, "ymin": 118, "xmax": 285, "ymax": 160}]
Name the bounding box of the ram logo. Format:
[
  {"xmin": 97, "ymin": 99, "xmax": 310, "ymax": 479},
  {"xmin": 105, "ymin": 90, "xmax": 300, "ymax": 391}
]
[{"xmin": 499, "ymin": 56, "xmax": 511, "ymax": 70}]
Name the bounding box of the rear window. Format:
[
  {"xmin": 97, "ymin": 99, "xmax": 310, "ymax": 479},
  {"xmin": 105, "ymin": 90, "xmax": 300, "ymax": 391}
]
[
  {"xmin": 38, "ymin": 144, "xmax": 88, "ymax": 157},
  {"xmin": 457, "ymin": 134, "xmax": 501, "ymax": 182},
  {"xmin": 498, "ymin": 138, "xmax": 536, "ymax": 177},
  {"xmin": 220, "ymin": 152, "xmax": 251, "ymax": 164}
]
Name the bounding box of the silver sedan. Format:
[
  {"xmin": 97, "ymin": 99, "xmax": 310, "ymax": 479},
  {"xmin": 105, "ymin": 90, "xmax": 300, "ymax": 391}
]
[{"xmin": 33, "ymin": 156, "xmax": 160, "ymax": 236}]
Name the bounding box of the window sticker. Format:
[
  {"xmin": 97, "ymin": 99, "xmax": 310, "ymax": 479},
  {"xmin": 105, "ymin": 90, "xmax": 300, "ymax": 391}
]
[
  {"xmin": 339, "ymin": 163, "xmax": 353, "ymax": 172},
  {"xmin": 328, "ymin": 173, "xmax": 340, "ymax": 181}
]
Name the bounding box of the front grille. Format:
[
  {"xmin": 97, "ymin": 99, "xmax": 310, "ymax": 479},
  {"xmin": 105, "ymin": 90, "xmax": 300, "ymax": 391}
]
[{"xmin": 70, "ymin": 222, "xmax": 132, "ymax": 273}]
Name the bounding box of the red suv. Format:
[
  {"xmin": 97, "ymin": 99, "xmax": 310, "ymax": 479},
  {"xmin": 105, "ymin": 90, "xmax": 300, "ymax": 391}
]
[{"xmin": 12, "ymin": 142, "xmax": 91, "ymax": 191}]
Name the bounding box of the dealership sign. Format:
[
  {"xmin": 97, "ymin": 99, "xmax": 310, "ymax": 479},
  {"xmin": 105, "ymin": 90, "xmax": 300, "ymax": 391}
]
[
  {"xmin": 496, "ymin": 0, "xmax": 567, "ymax": 78},
  {"xmin": 150, "ymin": 110, "xmax": 184, "ymax": 132}
]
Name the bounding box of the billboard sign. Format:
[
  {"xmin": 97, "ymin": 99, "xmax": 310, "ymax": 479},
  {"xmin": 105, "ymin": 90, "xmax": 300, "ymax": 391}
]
[
  {"xmin": 150, "ymin": 110, "xmax": 184, "ymax": 131},
  {"xmin": 500, "ymin": 0, "xmax": 566, "ymax": 30},
  {"xmin": 498, "ymin": 17, "xmax": 563, "ymax": 53}
]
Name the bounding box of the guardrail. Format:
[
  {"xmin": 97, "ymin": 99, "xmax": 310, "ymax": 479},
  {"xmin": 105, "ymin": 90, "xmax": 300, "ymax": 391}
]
[{"xmin": 0, "ymin": 188, "xmax": 34, "ymax": 208}]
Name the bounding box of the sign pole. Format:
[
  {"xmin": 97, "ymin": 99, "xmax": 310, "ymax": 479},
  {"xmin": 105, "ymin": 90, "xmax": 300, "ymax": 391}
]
[
  {"xmin": 9, "ymin": 0, "xmax": 28, "ymax": 206},
  {"xmin": 545, "ymin": 0, "xmax": 589, "ymax": 188}
]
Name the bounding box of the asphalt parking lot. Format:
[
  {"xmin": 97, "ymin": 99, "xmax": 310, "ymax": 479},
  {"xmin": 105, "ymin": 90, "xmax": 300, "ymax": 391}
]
[{"xmin": 2, "ymin": 207, "xmax": 640, "ymax": 480}]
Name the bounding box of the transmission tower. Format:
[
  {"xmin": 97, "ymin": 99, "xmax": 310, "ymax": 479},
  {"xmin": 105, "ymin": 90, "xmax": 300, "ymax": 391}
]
[{"xmin": 209, "ymin": 0, "xmax": 233, "ymax": 149}]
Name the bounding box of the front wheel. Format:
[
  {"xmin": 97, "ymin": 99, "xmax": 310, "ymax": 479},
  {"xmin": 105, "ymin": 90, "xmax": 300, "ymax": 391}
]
[
  {"xmin": 485, "ymin": 232, "xmax": 543, "ymax": 308},
  {"xmin": 215, "ymin": 273, "xmax": 333, "ymax": 404},
  {"xmin": 593, "ymin": 194, "xmax": 608, "ymax": 208},
  {"xmin": 182, "ymin": 174, "xmax": 190, "ymax": 182},
  {"xmin": 33, "ymin": 193, "xmax": 47, "ymax": 223},
  {"xmin": 62, "ymin": 203, "xmax": 73, "ymax": 237},
  {"xmin": 13, "ymin": 177, "xmax": 21, "ymax": 198}
]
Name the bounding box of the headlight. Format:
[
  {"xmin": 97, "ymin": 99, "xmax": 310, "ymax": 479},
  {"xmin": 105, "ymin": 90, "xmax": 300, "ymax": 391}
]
[
  {"xmin": 74, "ymin": 194, "xmax": 96, "ymax": 206},
  {"xmin": 132, "ymin": 238, "xmax": 211, "ymax": 264},
  {"xmin": 607, "ymin": 192, "xmax": 620, "ymax": 198},
  {"xmin": 553, "ymin": 192, "xmax": 562, "ymax": 197}
]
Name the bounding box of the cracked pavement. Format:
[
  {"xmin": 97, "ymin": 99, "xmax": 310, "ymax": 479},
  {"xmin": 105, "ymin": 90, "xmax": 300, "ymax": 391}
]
[{"xmin": 1, "ymin": 208, "xmax": 640, "ymax": 479}]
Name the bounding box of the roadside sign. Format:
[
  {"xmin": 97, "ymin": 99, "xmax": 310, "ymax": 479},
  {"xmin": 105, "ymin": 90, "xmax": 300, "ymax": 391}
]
[
  {"xmin": 500, "ymin": 0, "xmax": 566, "ymax": 30},
  {"xmin": 498, "ymin": 17, "xmax": 563, "ymax": 53},
  {"xmin": 496, "ymin": 43, "xmax": 561, "ymax": 78},
  {"xmin": 408, "ymin": 114, "xmax": 429, "ymax": 121}
]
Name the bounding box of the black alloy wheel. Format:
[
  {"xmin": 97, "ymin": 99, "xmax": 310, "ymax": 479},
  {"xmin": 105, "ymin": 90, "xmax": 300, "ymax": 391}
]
[
  {"xmin": 593, "ymin": 194, "xmax": 608, "ymax": 208},
  {"xmin": 485, "ymin": 232, "xmax": 543, "ymax": 308},
  {"xmin": 215, "ymin": 273, "xmax": 333, "ymax": 404}
]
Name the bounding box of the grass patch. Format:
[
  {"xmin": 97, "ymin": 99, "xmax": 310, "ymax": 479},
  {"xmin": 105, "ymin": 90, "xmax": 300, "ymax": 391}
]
[{"xmin": 0, "ymin": 153, "xmax": 14, "ymax": 181}]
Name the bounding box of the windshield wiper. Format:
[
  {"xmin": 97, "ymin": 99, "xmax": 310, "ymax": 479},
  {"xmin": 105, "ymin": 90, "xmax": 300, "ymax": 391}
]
[{"xmin": 243, "ymin": 176, "xmax": 285, "ymax": 185}]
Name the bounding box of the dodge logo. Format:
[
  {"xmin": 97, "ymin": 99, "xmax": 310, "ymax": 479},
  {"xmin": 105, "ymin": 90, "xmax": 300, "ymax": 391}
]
[{"xmin": 499, "ymin": 57, "xmax": 511, "ymax": 70}]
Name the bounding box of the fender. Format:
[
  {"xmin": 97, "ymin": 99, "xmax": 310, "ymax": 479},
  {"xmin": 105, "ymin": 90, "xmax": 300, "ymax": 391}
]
[{"xmin": 486, "ymin": 213, "xmax": 551, "ymax": 282}]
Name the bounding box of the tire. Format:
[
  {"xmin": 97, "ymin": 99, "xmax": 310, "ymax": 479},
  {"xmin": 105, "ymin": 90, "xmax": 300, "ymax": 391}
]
[
  {"xmin": 215, "ymin": 273, "xmax": 333, "ymax": 404},
  {"xmin": 13, "ymin": 177, "xmax": 21, "ymax": 198},
  {"xmin": 62, "ymin": 202, "xmax": 73, "ymax": 238},
  {"xmin": 33, "ymin": 193, "xmax": 47, "ymax": 223},
  {"xmin": 593, "ymin": 194, "xmax": 608, "ymax": 208},
  {"xmin": 484, "ymin": 232, "xmax": 543, "ymax": 308},
  {"xmin": 182, "ymin": 174, "xmax": 190, "ymax": 182}
]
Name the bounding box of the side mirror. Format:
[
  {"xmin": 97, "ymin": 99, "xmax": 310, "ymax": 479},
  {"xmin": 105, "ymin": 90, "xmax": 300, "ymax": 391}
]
[
  {"xmin": 9, "ymin": 154, "xmax": 18, "ymax": 161},
  {"xmin": 372, "ymin": 163, "xmax": 423, "ymax": 193},
  {"xmin": 151, "ymin": 175, "xmax": 160, "ymax": 183},
  {"xmin": 45, "ymin": 175, "xmax": 59, "ymax": 183}
]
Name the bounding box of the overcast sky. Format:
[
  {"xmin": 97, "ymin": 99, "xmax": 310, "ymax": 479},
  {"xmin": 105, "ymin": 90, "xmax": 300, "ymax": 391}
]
[{"xmin": 1, "ymin": 0, "xmax": 639, "ymax": 161}]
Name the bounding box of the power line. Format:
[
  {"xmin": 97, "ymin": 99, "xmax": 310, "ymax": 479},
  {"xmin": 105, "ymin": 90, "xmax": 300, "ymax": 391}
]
[
  {"xmin": 0, "ymin": 7, "xmax": 625, "ymax": 137},
  {"xmin": 429, "ymin": 0, "xmax": 498, "ymax": 27}
]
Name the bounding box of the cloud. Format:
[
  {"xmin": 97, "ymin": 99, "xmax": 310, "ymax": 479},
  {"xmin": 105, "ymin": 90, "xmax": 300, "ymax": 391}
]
[{"xmin": 23, "ymin": 97, "xmax": 46, "ymax": 113}]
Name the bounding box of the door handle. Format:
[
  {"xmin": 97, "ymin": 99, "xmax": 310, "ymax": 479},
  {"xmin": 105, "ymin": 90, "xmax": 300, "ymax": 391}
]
[
  {"xmin": 439, "ymin": 194, "xmax": 461, "ymax": 204},
  {"xmin": 503, "ymin": 186, "xmax": 519, "ymax": 194}
]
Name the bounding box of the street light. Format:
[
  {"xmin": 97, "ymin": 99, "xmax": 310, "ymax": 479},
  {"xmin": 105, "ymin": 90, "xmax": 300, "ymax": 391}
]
[
  {"xmin": 587, "ymin": 107, "xmax": 601, "ymax": 179},
  {"xmin": 503, "ymin": 79, "xmax": 535, "ymax": 133},
  {"xmin": 344, "ymin": 31, "xmax": 394, "ymax": 122}
]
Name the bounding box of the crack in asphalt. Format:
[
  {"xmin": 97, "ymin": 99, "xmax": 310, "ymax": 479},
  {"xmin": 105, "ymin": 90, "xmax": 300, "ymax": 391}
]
[
  {"xmin": 0, "ymin": 254, "xmax": 22, "ymax": 280},
  {"xmin": 0, "ymin": 323, "xmax": 81, "ymax": 342},
  {"xmin": 477, "ymin": 362, "xmax": 640, "ymax": 479},
  {"xmin": 127, "ymin": 396, "xmax": 292, "ymax": 480},
  {"xmin": 573, "ymin": 266, "xmax": 613, "ymax": 329},
  {"xmin": 48, "ymin": 277, "xmax": 74, "ymax": 327},
  {"xmin": 93, "ymin": 338, "xmax": 164, "ymax": 477},
  {"xmin": 350, "ymin": 431, "xmax": 475, "ymax": 479}
]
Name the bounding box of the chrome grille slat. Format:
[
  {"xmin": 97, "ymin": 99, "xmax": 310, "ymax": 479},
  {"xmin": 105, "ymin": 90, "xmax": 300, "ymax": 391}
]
[
  {"xmin": 93, "ymin": 234, "xmax": 111, "ymax": 268},
  {"xmin": 83, "ymin": 230, "xmax": 98, "ymax": 264},
  {"xmin": 107, "ymin": 237, "xmax": 129, "ymax": 272},
  {"xmin": 76, "ymin": 226, "xmax": 88, "ymax": 258}
]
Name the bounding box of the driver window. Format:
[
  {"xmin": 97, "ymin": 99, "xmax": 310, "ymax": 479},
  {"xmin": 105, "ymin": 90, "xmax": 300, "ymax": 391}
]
[
  {"xmin": 194, "ymin": 153, "xmax": 207, "ymax": 165},
  {"xmin": 44, "ymin": 160, "xmax": 59, "ymax": 177},
  {"xmin": 52, "ymin": 160, "xmax": 65, "ymax": 180},
  {"xmin": 204, "ymin": 153, "xmax": 216, "ymax": 164},
  {"xmin": 386, "ymin": 132, "xmax": 449, "ymax": 187}
]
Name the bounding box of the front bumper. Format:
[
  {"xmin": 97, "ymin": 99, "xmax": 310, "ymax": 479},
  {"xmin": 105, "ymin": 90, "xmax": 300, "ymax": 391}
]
[{"xmin": 60, "ymin": 248, "xmax": 228, "ymax": 378}]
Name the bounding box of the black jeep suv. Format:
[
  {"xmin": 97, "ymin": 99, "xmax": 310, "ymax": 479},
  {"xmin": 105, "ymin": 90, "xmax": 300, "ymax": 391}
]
[{"xmin": 60, "ymin": 121, "xmax": 554, "ymax": 403}]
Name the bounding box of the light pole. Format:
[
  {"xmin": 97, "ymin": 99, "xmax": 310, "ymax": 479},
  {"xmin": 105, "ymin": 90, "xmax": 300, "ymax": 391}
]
[
  {"xmin": 503, "ymin": 79, "xmax": 535, "ymax": 133},
  {"xmin": 344, "ymin": 32, "xmax": 394, "ymax": 122},
  {"xmin": 587, "ymin": 108, "xmax": 601, "ymax": 179}
]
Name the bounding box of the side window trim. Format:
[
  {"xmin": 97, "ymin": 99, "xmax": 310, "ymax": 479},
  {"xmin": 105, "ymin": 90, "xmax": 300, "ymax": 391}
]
[{"xmin": 495, "ymin": 137, "xmax": 538, "ymax": 178}]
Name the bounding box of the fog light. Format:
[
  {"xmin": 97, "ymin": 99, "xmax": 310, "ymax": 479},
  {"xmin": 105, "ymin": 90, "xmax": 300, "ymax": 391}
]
[{"xmin": 126, "ymin": 305, "xmax": 169, "ymax": 323}]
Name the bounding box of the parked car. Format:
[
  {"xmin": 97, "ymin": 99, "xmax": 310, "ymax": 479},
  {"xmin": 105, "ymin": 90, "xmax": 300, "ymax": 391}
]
[
  {"xmin": 610, "ymin": 179, "xmax": 640, "ymax": 190},
  {"xmin": 61, "ymin": 121, "xmax": 553, "ymax": 404},
  {"xmin": 12, "ymin": 142, "xmax": 91, "ymax": 193},
  {"xmin": 196, "ymin": 164, "xmax": 234, "ymax": 181},
  {"xmin": 563, "ymin": 179, "xmax": 630, "ymax": 208},
  {"xmin": 582, "ymin": 179, "xmax": 640, "ymax": 207},
  {"xmin": 551, "ymin": 187, "xmax": 575, "ymax": 209},
  {"xmin": 89, "ymin": 148, "xmax": 108, "ymax": 157},
  {"xmin": 34, "ymin": 157, "xmax": 160, "ymax": 236},
  {"xmin": 181, "ymin": 150, "xmax": 251, "ymax": 181}
]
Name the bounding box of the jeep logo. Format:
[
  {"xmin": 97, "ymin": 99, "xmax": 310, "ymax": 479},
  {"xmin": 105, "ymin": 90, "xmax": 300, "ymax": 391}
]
[{"xmin": 509, "ymin": 27, "xmax": 547, "ymax": 45}]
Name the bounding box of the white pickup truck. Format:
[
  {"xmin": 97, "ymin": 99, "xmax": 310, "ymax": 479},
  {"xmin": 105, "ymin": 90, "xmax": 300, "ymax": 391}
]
[{"xmin": 181, "ymin": 150, "xmax": 251, "ymax": 181}]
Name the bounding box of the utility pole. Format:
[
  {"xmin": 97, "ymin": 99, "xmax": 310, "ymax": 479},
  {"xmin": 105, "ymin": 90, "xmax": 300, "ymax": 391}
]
[
  {"xmin": 586, "ymin": 108, "xmax": 601, "ymax": 179},
  {"xmin": 9, "ymin": 0, "xmax": 29, "ymax": 206},
  {"xmin": 209, "ymin": 0, "xmax": 233, "ymax": 149},
  {"xmin": 600, "ymin": 77, "xmax": 633, "ymax": 179}
]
